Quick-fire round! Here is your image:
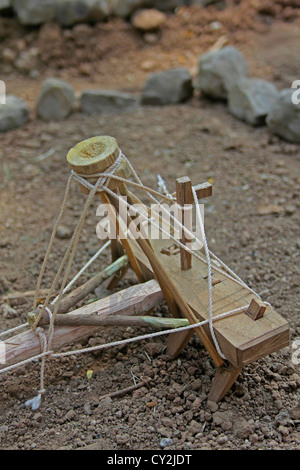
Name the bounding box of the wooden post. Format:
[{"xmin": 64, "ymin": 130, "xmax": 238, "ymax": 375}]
[
  {"xmin": 176, "ymin": 176, "xmax": 194, "ymax": 271},
  {"xmin": 208, "ymin": 364, "xmax": 242, "ymax": 403}
]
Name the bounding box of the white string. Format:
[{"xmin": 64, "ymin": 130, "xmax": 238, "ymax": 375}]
[
  {"xmin": 0, "ymin": 323, "xmax": 29, "ymax": 339},
  {"xmin": 192, "ymin": 186, "xmax": 225, "ymax": 359}
]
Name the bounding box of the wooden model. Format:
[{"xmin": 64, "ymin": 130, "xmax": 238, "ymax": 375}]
[{"xmin": 1, "ymin": 136, "xmax": 290, "ymax": 402}]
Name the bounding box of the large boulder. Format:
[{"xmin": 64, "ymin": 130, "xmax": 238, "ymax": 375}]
[
  {"xmin": 266, "ymin": 88, "xmax": 300, "ymax": 143},
  {"xmin": 36, "ymin": 78, "xmax": 75, "ymax": 121},
  {"xmin": 12, "ymin": 0, "xmax": 55, "ymax": 25},
  {"xmin": 198, "ymin": 46, "xmax": 249, "ymax": 100},
  {"xmin": 0, "ymin": 95, "xmax": 30, "ymax": 132},
  {"xmin": 144, "ymin": 0, "xmax": 185, "ymax": 11},
  {"xmin": 0, "ymin": 0, "xmax": 11, "ymax": 10},
  {"xmin": 55, "ymin": 0, "xmax": 110, "ymax": 26},
  {"xmin": 228, "ymin": 78, "xmax": 279, "ymax": 126},
  {"xmin": 141, "ymin": 67, "xmax": 193, "ymax": 105},
  {"xmin": 80, "ymin": 90, "xmax": 139, "ymax": 114}
]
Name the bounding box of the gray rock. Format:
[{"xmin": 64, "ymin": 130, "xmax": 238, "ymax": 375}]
[
  {"xmin": 266, "ymin": 88, "xmax": 300, "ymax": 143},
  {"xmin": 0, "ymin": 0, "xmax": 11, "ymax": 10},
  {"xmin": 145, "ymin": 0, "xmax": 185, "ymax": 11},
  {"xmin": 228, "ymin": 78, "xmax": 279, "ymax": 126},
  {"xmin": 198, "ymin": 46, "xmax": 248, "ymax": 100},
  {"xmin": 55, "ymin": 0, "xmax": 110, "ymax": 26},
  {"xmin": 110, "ymin": 0, "xmax": 146, "ymax": 17},
  {"xmin": 36, "ymin": 78, "xmax": 75, "ymax": 121},
  {"xmin": 141, "ymin": 67, "xmax": 193, "ymax": 105},
  {"xmin": 0, "ymin": 95, "xmax": 30, "ymax": 132},
  {"xmin": 80, "ymin": 90, "xmax": 139, "ymax": 115},
  {"xmin": 12, "ymin": 0, "xmax": 55, "ymax": 25}
]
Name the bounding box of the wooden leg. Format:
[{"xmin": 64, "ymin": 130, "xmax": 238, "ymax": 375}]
[
  {"xmin": 166, "ymin": 330, "xmax": 194, "ymax": 358},
  {"xmin": 208, "ymin": 363, "xmax": 242, "ymax": 403}
]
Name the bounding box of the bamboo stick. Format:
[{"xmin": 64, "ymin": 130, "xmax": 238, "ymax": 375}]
[
  {"xmin": 34, "ymin": 312, "xmax": 190, "ymax": 329},
  {"xmin": 29, "ymin": 254, "xmax": 129, "ymax": 321}
]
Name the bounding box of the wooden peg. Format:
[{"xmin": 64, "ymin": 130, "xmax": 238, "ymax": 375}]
[
  {"xmin": 194, "ymin": 182, "xmax": 212, "ymax": 200},
  {"xmin": 246, "ymin": 299, "xmax": 266, "ymax": 321}
]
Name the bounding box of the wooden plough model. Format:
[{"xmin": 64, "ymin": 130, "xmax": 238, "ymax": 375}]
[{"xmin": 0, "ymin": 136, "xmax": 290, "ymax": 403}]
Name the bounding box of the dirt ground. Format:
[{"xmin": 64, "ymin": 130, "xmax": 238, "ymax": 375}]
[{"xmin": 0, "ymin": 1, "xmax": 299, "ymax": 451}]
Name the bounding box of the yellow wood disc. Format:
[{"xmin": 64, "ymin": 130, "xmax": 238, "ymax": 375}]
[
  {"xmin": 66, "ymin": 136, "xmax": 120, "ymax": 175},
  {"xmin": 66, "ymin": 136, "xmax": 130, "ymax": 191}
]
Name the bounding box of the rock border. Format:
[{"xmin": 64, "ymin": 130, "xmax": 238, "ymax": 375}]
[{"xmin": 1, "ymin": 46, "xmax": 299, "ymax": 144}]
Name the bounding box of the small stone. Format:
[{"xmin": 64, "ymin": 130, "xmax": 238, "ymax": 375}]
[
  {"xmin": 2, "ymin": 48, "xmax": 17, "ymax": 64},
  {"xmin": 131, "ymin": 9, "xmax": 167, "ymax": 31},
  {"xmin": 198, "ymin": 46, "xmax": 248, "ymax": 100},
  {"xmin": 189, "ymin": 420, "xmax": 202, "ymax": 435},
  {"xmin": 55, "ymin": 0, "xmax": 110, "ymax": 26},
  {"xmin": 80, "ymin": 90, "xmax": 139, "ymax": 115},
  {"xmin": 290, "ymin": 404, "xmax": 300, "ymax": 420},
  {"xmin": 55, "ymin": 225, "xmax": 72, "ymax": 240},
  {"xmin": 141, "ymin": 67, "xmax": 193, "ymax": 105},
  {"xmin": 278, "ymin": 425, "xmax": 290, "ymax": 437},
  {"xmin": 0, "ymin": 95, "xmax": 30, "ymax": 132},
  {"xmin": 160, "ymin": 437, "xmax": 173, "ymax": 448},
  {"xmin": 207, "ymin": 400, "xmax": 219, "ymax": 412},
  {"xmin": 233, "ymin": 417, "xmax": 255, "ymax": 439},
  {"xmin": 0, "ymin": 303, "xmax": 18, "ymax": 318},
  {"xmin": 13, "ymin": 0, "xmax": 55, "ymax": 25},
  {"xmin": 217, "ymin": 435, "xmax": 228, "ymax": 445},
  {"xmin": 83, "ymin": 403, "xmax": 92, "ymax": 416},
  {"xmin": 212, "ymin": 411, "xmax": 234, "ymax": 431},
  {"xmin": 145, "ymin": 341, "xmax": 164, "ymax": 357},
  {"xmin": 228, "ymin": 78, "xmax": 279, "ymax": 126},
  {"xmin": 65, "ymin": 409, "xmax": 76, "ymax": 421},
  {"xmin": 36, "ymin": 78, "xmax": 75, "ymax": 121},
  {"xmin": 266, "ymin": 89, "xmax": 300, "ymax": 143}
]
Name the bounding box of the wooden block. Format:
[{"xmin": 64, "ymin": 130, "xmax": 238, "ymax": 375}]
[
  {"xmin": 246, "ymin": 299, "xmax": 266, "ymax": 321},
  {"xmin": 194, "ymin": 182, "xmax": 212, "ymax": 200},
  {"xmin": 128, "ymin": 237, "xmax": 290, "ymax": 368}
]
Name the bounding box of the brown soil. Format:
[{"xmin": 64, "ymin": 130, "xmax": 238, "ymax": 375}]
[{"xmin": 0, "ymin": 1, "xmax": 299, "ymax": 451}]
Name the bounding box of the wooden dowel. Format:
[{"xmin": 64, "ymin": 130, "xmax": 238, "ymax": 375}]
[{"xmin": 98, "ymin": 377, "xmax": 153, "ymax": 401}]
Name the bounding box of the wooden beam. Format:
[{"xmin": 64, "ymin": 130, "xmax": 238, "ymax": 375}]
[{"xmin": 2, "ymin": 280, "xmax": 164, "ymax": 370}]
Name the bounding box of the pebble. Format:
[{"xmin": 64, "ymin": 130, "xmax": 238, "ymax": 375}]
[
  {"xmin": 131, "ymin": 9, "xmax": 167, "ymax": 31},
  {"xmin": 160, "ymin": 437, "xmax": 173, "ymax": 448},
  {"xmin": 55, "ymin": 224, "xmax": 72, "ymax": 240}
]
